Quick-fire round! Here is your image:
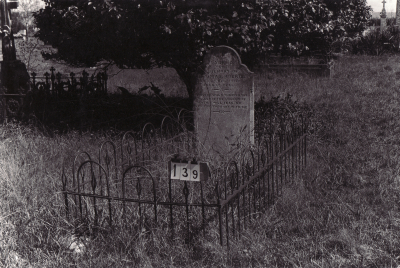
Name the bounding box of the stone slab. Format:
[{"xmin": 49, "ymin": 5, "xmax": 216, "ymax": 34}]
[{"xmin": 193, "ymin": 46, "xmax": 254, "ymax": 156}]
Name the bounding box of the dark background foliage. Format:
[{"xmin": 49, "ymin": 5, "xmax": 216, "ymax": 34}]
[{"xmin": 33, "ymin": 0, "xmax": 371, "ymax": 98}]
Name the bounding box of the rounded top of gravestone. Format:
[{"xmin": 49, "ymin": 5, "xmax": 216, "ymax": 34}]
[{"xmin": 197, "ymin": 46, "xmax": 253, "ymax": 75}]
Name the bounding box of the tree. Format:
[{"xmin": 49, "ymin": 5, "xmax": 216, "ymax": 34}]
[
  {"xmin": 322, "ymin": 0, "xmax": 372, "ymax": 36},
  {"xmin": 266, "ymin": 0, "xmax": 337, "ymax": 54},
  {"xmin": 13, "ymin": 0, "xmax": 44, "ymax": 40},
  {"xmin": 33, "ymin": 0, "xmax": 342, "ymax": 100},
  {"xmin": 11, "ymin": 11, "xmax": 25, "ymax": 33}
]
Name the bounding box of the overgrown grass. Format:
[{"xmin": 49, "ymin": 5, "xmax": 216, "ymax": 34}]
[{"xmin": 2, "ymin": 54, "xmax": 400, "ymax": 267}]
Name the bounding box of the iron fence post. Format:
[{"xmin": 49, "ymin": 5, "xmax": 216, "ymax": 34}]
[{"xmin": 183, "ymin": 181, "xmax": 191, "ymax": 243}]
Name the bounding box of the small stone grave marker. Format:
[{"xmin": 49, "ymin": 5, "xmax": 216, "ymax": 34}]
[{"xmin": 194, "ymin": 46, "xmax": 254, "ymax": 156}]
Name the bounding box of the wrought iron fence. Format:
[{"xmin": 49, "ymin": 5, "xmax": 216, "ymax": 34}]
[
  {"xmin": 30, "ymin": 67, "xmax": 107, "ymax": 97},
  {"xmin": 61, "ymin": 114, "xmax": 308, "ymax": 247},
  {"xmin": 0, "ymin": 67, "xmax": 107, "ymax": 123}
]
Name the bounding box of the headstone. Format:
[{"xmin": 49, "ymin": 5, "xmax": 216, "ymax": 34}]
[
  {"xmin": 193, "ymin": 46, "xmax": 254, "ymax": 156},
  {"xmin": 397, "ymin": 0, "xmax": 400, "ymax": 26}
]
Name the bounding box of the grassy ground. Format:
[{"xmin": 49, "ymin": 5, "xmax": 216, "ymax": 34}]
[{"xmin": 2, "ymin": 54, "xmax": 400, "ymax": 267}]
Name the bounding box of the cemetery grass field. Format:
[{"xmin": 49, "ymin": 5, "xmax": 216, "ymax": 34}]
[{"xmin": 2, "ymin": 54, "xmax": 400, "ymax": 267}]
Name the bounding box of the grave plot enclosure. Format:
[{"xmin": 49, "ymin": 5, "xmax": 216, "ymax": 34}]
[{"xmin": 62, "ymin": 108, "xmax": 308, "ymax": 247}]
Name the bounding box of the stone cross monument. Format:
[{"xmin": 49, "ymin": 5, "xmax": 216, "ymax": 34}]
[{"xmin": 381, "ymin": 0, "xmax": 387, "ymax": 32}]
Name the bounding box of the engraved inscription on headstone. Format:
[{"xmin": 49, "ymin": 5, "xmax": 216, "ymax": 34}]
[{"xmin": 194, "ymin": 46, "xmax": 254, "ymax": 155}]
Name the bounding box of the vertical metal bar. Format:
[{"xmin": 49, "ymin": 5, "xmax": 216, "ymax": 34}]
[
  {"xmin": 230, "ymin": 166, "xmax": 239, "ymax": 237},
  {"xmin": 83, "ymin": 165, "xmax": 89, "ymax": 220},
  {"xmin": 231, "ymin": 198, "xmax": 235, "ymax": 237},
  {"xmin": 276, "ymin": 135, "xmax": 279, "ymax": 198},
  {"xmin": 283, "ymin": 132, "xmax": 287, "ymax": 184},
  {"xmin": 237, "ymin": 192, "xmax": 241, "ymax": 238},
  {"xmin": 224, "ymin": 164, "xmax": 227, "ymax": 200},
  {"xmin": 242, "ymin": 162, "xmax": 247, "ymax": 230},
  {"xmin": 111, "ymin": 143, "xmax": 118, "ymax": 227},
  {"xmin": 280, "ymin": 135, "xmax": 283, "ymax": 193},
  {"xmin": 294, "ymin": 133, "xmax": 297, "ymax": 181},
  {"xmin": 262, "ymin": 167, "xmax": 266, "ymax": 208},
  {"xmin": 292, "ymin": 134, "xmax": 295, "ymax": 184},
  {"xmin": 200, "ymin": 182, "xmax": 206, "ymax": 237},
  {"xmin": 77, "ymin": 167, "xmax": 83, "ymax": 220},
  {"xmin": 263, "ymin": 146, "xmax": 267, "ymax": 208},
  {"xmin": 305, "ymin": 134, "xmax": 307, "ymax": 167},
  {"xmin": 262, "ymin": 169, "xmax": 266, "ymax": 209},
  {"xmin": 258, "ymin": 167, "xmax": 261, "ymax": 212},
  {"xmin": 218, "ymin": 204, "xmax": 223, "ymax": 246},
  {"xmin": 253, "ymin": 179, "xmax": 256, "ymax": 219},
  {"xmin": 141, "ymin": 134, "xmax": 145, "ymax": 166},
  {"xmin": 225, "ymin": 205, "xmax": 229, "ymax": 249},
  {"xmin": 106, "ymin": 167, "xmax": 112, "ymax": 227},
  {"xmin": 267, "ymin": 168, "xmax": 271, "ymax": 205},
  {"xmin": 301, "ymin": 134, "xmax": 303, "ymax": 169},
  {"xmin": 248, "ymin": 178, "xmax": 252, "ymax": 219},
  {"xmin": 301, "ymin": 117, "xmax": 306, "ymax": 167},
  {"xmin": 287, "ymin": 134, "xmax": 290, "ymax": 183},
  {"xmin": 137, "ymin": 178, "xmax": 142, "ymax": 232},
  {"xmin": 271, "ymin": 136, "xmax": 274, "ymax": 204},
  {"xmin": 183, "ymin": 181, "xmax": 190, "ymax": 243},
  {"xmin": 72, "ymin": 160, "xmax": 77, "ymax": 219},
  {"xmin": 61, "ymin": 166, "xmax": 69, "ymax": 220},
  {"xmin": 300, "ymin": 129, "xmax": 303, "ymax": 170},
  {"xmin": 122, "ymin": 167, "xmax": 126, "ymax": 224},
  {"xmin": 297, "ymin": 127, "xmax": 300, "ymax": 178},
  {"xmin": 169, "ymin": 177, "xmax": 174, "ymax": 240},
  {"xmin": 153, "ymin": 176, "xmax": 158, "ymax": 225},
  {"xmin": 277, "ymin": 135, "xmax": 280, "ymax": 196},
  {"xmin": 293, "ymin": 130, "xmax": 296, "ymax": 183},
  {"xmin": 236, "ymin": 165, "xmax": 239, "ymax": 237},
  {"xmin": 91, "ymin": 167, "xmax": 98, "ymax": 226},
  {"xmin": 216, "ymin": 183, "xmax": 223, "ymax": 246},
  {"xmin": 98, "ymin": 150, "xmax": 103, "ymax": 197}
]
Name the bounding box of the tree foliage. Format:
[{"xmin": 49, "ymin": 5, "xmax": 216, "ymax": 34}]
[
  {"xmin": 11, "ymin": 0, "xmax": 44, "ymax": 36},
  {"xmin": 34, "ymin": 0, "xmax": 371, "ymax": 98},
  {"xmin": 322, "ymin": 0, "xmax": 371, "ymax": 35},
  {"xmin": 11, "ymin": 12, "xmax": 25, "ymax": 33}
]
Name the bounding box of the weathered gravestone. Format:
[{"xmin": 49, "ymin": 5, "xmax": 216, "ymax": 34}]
[{"xmin": 193, "ymin": 46, "xmax": 254, "ymax": 156}]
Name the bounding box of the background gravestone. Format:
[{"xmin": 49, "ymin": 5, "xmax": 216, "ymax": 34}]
[{"xmin": 193, "ymin": 46, "xmax": 254, "ymax": 156}]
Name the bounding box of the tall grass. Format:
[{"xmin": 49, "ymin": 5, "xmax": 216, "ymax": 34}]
[{"xmin": 2, "ymin": 54, "xmax": 400, "ymax": 267}]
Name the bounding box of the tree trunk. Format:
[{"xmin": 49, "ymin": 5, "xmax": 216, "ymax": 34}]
[{"xmin": 174, "ymin": 67, "xmax": 195, "ymax": 108}]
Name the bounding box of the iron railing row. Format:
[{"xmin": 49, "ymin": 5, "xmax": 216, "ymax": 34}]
[
  {"xmin": 0, "ymin": 67, "xmax": 107, "ymax": 122},
  {"xmin": 61, "ymin": 117, "xmax": 307, "ymax": 247}
]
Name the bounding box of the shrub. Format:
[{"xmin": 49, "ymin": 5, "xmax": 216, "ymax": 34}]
[{"xmin": 332, "ymin": 26, "xmax": 400, "ymax": 55}]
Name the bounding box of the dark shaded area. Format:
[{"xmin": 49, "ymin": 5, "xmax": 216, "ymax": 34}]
[
  {"xmin": 6, "ymin": 77, "xmax": 313, "ymax": 135},
  {"xmin": 1, "ymin": 67, "xmax": 191, "ymax": 133},
  {"xmin": 23, "ymin": 91, "xmax": 192, "ymax": 133}
]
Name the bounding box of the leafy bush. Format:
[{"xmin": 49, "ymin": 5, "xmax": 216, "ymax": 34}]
[
  {"xmin": 255, "ymin": 94, "xmax": 313, "ymax": 135},
  {"xmin": 331, "ymin": 26, "xmax": 400, "ymax": 55}
]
